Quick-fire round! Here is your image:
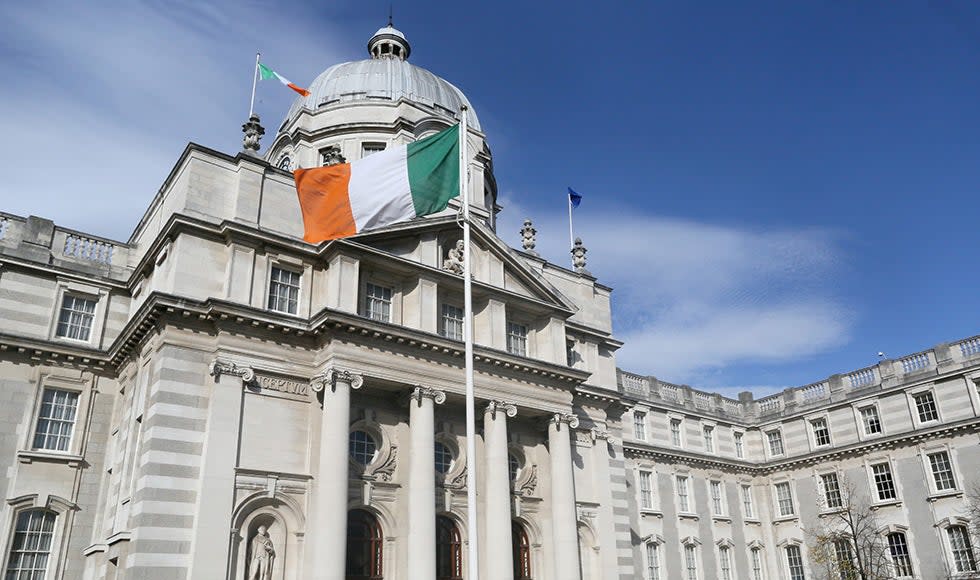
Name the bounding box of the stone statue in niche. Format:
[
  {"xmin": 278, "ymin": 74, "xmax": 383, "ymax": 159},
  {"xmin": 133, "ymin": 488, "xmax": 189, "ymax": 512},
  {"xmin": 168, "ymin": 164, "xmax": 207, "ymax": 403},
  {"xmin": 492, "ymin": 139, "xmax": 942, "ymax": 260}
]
[
  {"xmin": 443, "ymin": 240, "xmax": 465, "ymax": 275},
  {"xmin": 247, "ymin": 525, "xmax": 276, "ymax": 580},
  {"xmin": 320, "ymin": 146, "xmax": 346, "ymax": 166}
]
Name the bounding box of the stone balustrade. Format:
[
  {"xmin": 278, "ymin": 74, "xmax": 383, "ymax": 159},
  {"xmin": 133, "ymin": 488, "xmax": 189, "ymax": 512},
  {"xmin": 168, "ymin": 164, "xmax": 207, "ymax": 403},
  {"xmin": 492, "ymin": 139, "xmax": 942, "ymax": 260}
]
[{"xmin": 0, "ymin": 212, "xmax": 130, "ymax": 274}]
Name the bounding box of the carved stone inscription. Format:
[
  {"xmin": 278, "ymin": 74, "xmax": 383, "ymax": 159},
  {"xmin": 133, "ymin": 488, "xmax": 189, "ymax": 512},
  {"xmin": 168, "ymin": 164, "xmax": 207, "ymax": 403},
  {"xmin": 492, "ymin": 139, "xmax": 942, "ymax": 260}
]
[{"xmin": 252, "ymin": 374, "xmax": 309, "ymax": 399}]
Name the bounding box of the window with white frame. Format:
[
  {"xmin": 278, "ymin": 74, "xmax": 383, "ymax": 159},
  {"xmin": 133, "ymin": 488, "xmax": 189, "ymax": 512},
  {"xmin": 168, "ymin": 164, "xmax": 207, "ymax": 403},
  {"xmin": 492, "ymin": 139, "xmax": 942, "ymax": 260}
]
[
  {"xmin": 767, "ymin": 430, "xmax": 784, "ymax": 456},
  {"xmin": 55, "ymin": 294, "xmax": 97, "ymax": 341},
  {"xmin": 870, "ymin": 462, "xmax": 897, "ymax": 501},
  {"xmin": 32, "ymin": 388, "xmax": 80, "ymax": 452},
  {"xmin": 913, "ymin": 391, "xmax": 939, "ymax": 423},
  {"xmin": 734, "ymin": 432, "xmax": 744, "ymax": 458},
  {"xmin": 361, "ymin": 142, "xmax": 386, "ymax": 157},
  {"xmin": 268, "ymin": 266, "xmax": 300, "ymax": 315},
  {"xmin": 634, "ymin": 411, "xmax": 647, "ymax": 441},
  {"xmin": 810, "ymin": 417, "xmax": 831, "ymax": 447},
  {"xmin": 887, "ymin": 532, "xmax": 913, "ymax": 577},
  {"xmin": 710, "ymin": 481, "xmax": 725, "ymax": 515},
  {"xmin": 775, "ymin": 482, "xmax": 795, "ymax": 517},
  {"xmin": 4, "ymin": 509, "xmax": 57, "ymax": 580},
  {"xmin": 750, "ymin": 547, "xmax": 765, "ymax": 580},
  {"xmin": 785, "ymin": 545, "xmax": 805, "ymax": 580},
  {"xmin": 947, "ymin": 525, "xmax": 978, "ymax": 573},
  {"xmin": 703, "ymin": 425, "xmax": 715, "ymax": 452},
  {"xmin": 677, "ymin": 475, "xmax": 691, "ymax": 512},
  {"xmin": 741, "ymin": 484, "xmax": 755, "ymax": 518},
  {"xmin": 927, "ymin": 450, "xmax": 957, "ymax": 491},
  {"xmin": 719, "ymin": 546, "xmax": 733, "ymax": 580},
  {"xmin": 684, "ymin": 544, "xmax": 698, "ymax": 580},
  {"xmin": 670, "ymin": 418, "xmax": 682, "ymax": 447},
  {"xmin": 440, "ymin": 303, "xmax": 464, "ymax": 340},
  {"xmin": 639, "ymin": 470, "xmax": 653, "ymax": 510},
  {"xmin": 645, "ymin": 542, "xmax": 661, "ymax": 580},
  {"xmin": 820, "ymin": 472, "xmax": 844, "ymax": 509},
  {"xmin": 364, "ymin": 283, "xmax": 392, "ymax": 322},
  {"xmin": 833, "ymin": 539, "xmax": 856, "ymax": 580},
  {"xmin": 506, "ymin": 321, "xmax": 528, "ymax": 356},
  {"xmin": 859, "ymin": 405, "xmax": 882, "ymax": 435}
]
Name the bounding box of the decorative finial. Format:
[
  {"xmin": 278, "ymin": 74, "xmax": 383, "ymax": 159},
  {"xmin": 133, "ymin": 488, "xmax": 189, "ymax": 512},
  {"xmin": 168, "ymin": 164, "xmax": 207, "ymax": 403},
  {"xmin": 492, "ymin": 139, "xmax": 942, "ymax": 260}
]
[
  {"xmin": 520, "ymin": 219, "xmax": 538, "ymax": 255},
  {"xmin": 242, "ymin": 113, "xmax": 265, "ymax": 155},
  {"xmin": 388, "ymin": 4, "xmax": 393, "ymax": 26},
  {"xmin": 571, "ymin": 237, "xmax": 590, "ymax": 275}
]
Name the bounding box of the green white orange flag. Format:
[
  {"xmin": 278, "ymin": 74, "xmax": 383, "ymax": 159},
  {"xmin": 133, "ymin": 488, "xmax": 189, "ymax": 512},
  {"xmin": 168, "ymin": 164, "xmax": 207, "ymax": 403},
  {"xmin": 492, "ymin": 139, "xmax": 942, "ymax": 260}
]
[
  {"xmin": 258, "ymin": 62, "xmax": 310, "ymax": 97},
  {"xmin": 294, "ymin": 124, "xmax": 460, "ymax": 243}
]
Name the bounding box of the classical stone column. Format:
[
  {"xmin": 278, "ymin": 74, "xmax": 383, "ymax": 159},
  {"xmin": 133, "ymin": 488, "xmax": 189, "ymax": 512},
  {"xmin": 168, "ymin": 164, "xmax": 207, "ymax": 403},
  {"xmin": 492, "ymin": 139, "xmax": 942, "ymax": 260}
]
[
  {"xmin": 310, "ymin": 368, "xmax": 363, "ymax": 580},
  {"xmin": 549, "ymin": 413, "xmax": 582, "ymax": 580},
  {"xmin": 590, "ymin": 427, "xmax": 619, "ymax": 579},
  {"xmin": 484, "ymin": 400, "xmax": 517, "ymax": 580},
  {"xmin": 407, "ymin": 386, "xmax": 446, "ymax": 579}
]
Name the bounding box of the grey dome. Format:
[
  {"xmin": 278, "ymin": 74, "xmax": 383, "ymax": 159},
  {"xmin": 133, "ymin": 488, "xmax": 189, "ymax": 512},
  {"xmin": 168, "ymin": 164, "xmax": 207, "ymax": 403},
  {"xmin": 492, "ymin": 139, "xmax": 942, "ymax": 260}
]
[{"xmin": 285, "ymin": 51, "xmax": 480, "ymax": 130}]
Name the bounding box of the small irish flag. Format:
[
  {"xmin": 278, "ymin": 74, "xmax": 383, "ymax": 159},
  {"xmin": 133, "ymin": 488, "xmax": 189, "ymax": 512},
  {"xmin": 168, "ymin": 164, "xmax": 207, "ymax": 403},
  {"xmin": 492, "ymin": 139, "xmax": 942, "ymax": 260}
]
[
  {"xmin": 258, "ymin": 62, "xmax": 310, "ymax": 97},
  {"xmin": 294, "ymin": 124, "xmax": 460, "ymax": 243}
]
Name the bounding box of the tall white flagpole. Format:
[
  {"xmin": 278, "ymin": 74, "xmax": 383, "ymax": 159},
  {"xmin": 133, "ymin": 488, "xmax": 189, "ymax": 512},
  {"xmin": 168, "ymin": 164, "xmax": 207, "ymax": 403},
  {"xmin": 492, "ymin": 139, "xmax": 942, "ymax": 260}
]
[
  {"xmin": 460, "ymin": 106, "xmax": 480, "ymax": 580},
  {"xmin": 248, "ymin": 52, "xmax": 261, "ymax": 118},
  {"xmin": 568, "ymin": 191, "xmax": 575, "ymax": 266}
]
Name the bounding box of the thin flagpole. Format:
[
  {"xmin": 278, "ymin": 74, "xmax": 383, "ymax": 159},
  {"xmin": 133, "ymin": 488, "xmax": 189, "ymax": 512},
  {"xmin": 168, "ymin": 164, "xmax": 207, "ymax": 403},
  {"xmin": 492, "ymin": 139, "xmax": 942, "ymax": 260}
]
[
  {"xmin": 248, "ymin": 52, "xmax": 261, "ymax": 118},
  {"xmin": 460, "ymin": 106, "xmax": 480, "ymax": 580},
  {"xmin": 568, "ymin": 191, "xmax": 575, "ymax": 266}
]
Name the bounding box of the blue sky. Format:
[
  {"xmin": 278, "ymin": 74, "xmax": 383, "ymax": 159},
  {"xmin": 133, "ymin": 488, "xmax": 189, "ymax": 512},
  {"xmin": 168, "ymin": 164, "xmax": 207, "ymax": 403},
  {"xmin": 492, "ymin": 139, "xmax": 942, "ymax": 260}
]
[{"xmin": 1, "ymin": 1, "xmax": 978, "ymax": 395}]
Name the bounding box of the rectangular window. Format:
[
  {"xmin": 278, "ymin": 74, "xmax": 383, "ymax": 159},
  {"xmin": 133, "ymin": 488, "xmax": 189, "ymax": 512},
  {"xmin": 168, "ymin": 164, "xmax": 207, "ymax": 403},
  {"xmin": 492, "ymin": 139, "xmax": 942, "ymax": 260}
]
[
  {"xmin": 639, "ymin": 470, "xmax": 653, "ymax": 510},
  {"xmin": 710, "ymin": 481, "xmax": 724, "ymax": 515},
  {"xmin": 364, "ymin": 283, "xmax": 392, "ymax": 322},
  {"xmin": 860, "ymin": 406, "xmax": 882, "ymax": 435},
  {"xmin": 834, "ymin": 540, "xmax": 855, "ymax": 580},
  {"xmin": 887, "ymin": 533, "xmax": 913, "ymax": 577},
  {"xmin": 767, "ymin": 430, "xmax": 784, "ymax": 456},
  {"xmin": 646, "ymin": 543, "xmax": 661, "ymax": 580},
  {"xmin": 685, "ymin": 545, "xmax": 698, "ymax": 580},
  {"xmin": 913, "ymin": 391, "xmax": 939, "ymax": 422},
  {"xmin": 440, "ymin": 304, "xmax": 464, "ymax": 340},
  {"xmin": 56, "ymin": 294, "xmax": 96, "ymax": 341},
  {"xmin": 928, "ymin": 451, "xmax": 957, "ymax": 491},
  {"xmin": 871, "ymin": 462, "xmax": 897, "ymax": 501},
  {"xmin": 362, "ymin": 143, "xmax": 386, "ymax": 157},
  {"xmin": 751, "ymin": 547, "xmax": 764, "ymax": 580},
  {"xmin": 741, "ymin": 484, "xmax": 755, "ymax": 518},
  {"xmin": 811, "ymin": 418, "xmax": 831, "ymax": 447},
  {"xmin": 268, "ymin": 266, "xmax": 301, "ymax": 315},
  {"xmin": 703, "ymin": 425, "xmax": 714, "ymax": 452},
  {"xmin": 677, "ymin": 475, "xmax": 690, "ymax": 512},
  {"xmin": 32, "ymin": 388, "xmax": 80, "ymax": 452},
  {"xmin": 634, "ymin": 411, "xmax": 647, "ymax": 441},
  {"xmin": 506, "ymin": 321, "xmax": 528, "ymax": 356},
  {"xmin": 947, "ymin": 525, "xmax": 978, "ymax": 573},
  {"xmin": 775, "ymin": 482, "xmax": 795, "ymax": 517},
  {"xmin": 670, "ymin": 419, "xmax": 682, "ymax": 446},
  {"xmin": 4, "ymin": 510, "xmax": 57, "ymax": 580},
  {"xmin": 820, "ymin": 472, "xmax": 843, "ymax": 509},
  {"xmin": 786, "ymin": 545, "xmax": 805, "ymax": 580},
  {"xmin": 734, "ymin": 432, "xmax": 744, "ymax": 458},
  {"xmin": 719, "ymin": 547, "xmax": 733, "ymax": 580}
]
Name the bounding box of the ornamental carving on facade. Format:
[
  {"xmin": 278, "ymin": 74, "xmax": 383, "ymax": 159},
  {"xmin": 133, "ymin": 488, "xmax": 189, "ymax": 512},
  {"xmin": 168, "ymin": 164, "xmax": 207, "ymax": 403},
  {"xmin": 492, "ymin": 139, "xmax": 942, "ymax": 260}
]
[
  {"xmin": 209, "ymin": 359, "xmax": 256, "ymax": 384},
  {"xmin": 368, "ymin": 444, "xmax": 398, "ymax": 482},
  {"xmin": 551, "ymin": 412, "xmax": 580, "ymax": 429},
  {"xmin": 410, "ymin": 386, "xmax": 446, "ymax": 406},
  {"xmin": 442, "ymin": 239, "xmax": 465, "ymax": 275},
  {"xmin": 310, "ymin": 368, "xmax": 364, "ymax": 393},
  {"xmin": 241, "ymin": 114, "xmax": 265, "ymax": 153},
  {"xmin": 518, "ymin": 464, "xmax": 538, "ymax": 497},
  {"xmin": 485, "ymin": 400, "xmax": 518, "ymax": 418},
  {"xmin": 571, "ymin": 237, "xmax": 590, "ymax": 275},
  {"xmin": 320, "ymin": 145, "xmax": 346, "ymax": 166},
  {"xmin": 520, "ymin": 219, "xmax": 537, "ymax": 254}
]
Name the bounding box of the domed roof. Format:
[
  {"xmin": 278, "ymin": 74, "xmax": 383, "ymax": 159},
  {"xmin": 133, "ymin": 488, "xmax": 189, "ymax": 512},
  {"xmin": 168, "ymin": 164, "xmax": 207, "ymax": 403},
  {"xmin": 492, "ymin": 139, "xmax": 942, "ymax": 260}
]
[{"xmin": 284, "ymin": 25, "xmax": 480, "ymax": 131}]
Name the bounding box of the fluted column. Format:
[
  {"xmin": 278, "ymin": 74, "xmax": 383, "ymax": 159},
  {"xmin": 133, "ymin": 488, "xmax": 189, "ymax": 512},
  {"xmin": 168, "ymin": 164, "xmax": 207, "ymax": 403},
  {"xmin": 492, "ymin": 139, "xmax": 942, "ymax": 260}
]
[
  {"xmin": 407, "ymin": 386, "xmax": 446, "ymax": 579},
  {"xmin": 484, "ymin": 400, "xmax": 517, "ymax": 580},
  {"xmin": 549, "ymin": 413, "xmax": 582, "ymax": 580},
  {"xmin": 310, "ymin": 368, "xmax": 363, "ymax": 580}
]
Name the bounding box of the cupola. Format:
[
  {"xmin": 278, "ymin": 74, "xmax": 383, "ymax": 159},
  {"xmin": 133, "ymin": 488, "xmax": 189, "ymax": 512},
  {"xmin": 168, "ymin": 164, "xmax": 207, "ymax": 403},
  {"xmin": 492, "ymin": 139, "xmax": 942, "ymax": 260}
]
[{"xmin": 367, "ymin": 22, "xmax": 411, "ymax": 60}]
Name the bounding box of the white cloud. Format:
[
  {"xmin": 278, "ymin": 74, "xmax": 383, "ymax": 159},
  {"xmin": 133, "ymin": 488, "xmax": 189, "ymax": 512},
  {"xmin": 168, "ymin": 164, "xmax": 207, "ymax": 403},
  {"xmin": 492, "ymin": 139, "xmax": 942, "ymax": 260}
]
[{"xmin": 497, "ymin": 194, "xmax": 852, "ymax": 384}]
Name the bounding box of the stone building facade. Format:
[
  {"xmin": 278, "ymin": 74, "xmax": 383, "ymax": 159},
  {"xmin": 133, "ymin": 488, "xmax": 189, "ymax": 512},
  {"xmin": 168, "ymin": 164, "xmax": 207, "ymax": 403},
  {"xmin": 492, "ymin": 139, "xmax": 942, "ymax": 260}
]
[{"xmin": 0, "ymin": 24, "xmax": 978, "ymax": 580}]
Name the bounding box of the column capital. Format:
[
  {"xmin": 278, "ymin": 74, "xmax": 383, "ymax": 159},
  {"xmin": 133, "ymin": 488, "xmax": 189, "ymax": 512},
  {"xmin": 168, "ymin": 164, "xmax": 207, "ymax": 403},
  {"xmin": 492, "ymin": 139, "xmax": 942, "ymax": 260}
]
[
  {"xmin": 410, "ymin": 386, "xmax": 446, "ymax": 406},
  {"xmin": 208, "ymin": 359, "xmax": 255, "ymax": 384},
  {"xmin": 590, "ymin": 427, "xmax": 612, "ymax": 442},
  {"xmin": 484, "ymin": 400, "xmax": 518, "ymax": 418},
  {"xmin": 310, "ymin": 367, "xmax": 364, "ymax": 393},
  {"xmin": 550, "ymin": 412, "xmax": 580, "ymax": 430}
]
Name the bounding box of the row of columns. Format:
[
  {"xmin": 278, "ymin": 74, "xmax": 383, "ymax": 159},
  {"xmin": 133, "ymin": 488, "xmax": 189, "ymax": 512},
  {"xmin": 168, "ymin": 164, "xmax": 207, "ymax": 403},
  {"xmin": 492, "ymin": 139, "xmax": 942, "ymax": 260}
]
[{"xmin": 308, "ymin": 368, "xmax": 585, "ymax": 580}]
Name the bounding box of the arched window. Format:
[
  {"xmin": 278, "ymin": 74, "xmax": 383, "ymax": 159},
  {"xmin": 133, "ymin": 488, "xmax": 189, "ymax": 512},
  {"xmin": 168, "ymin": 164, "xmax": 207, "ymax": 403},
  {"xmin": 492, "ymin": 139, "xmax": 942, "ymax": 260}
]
[
  {"xmin": 512, "ymin": 521, "xmax": 532, "ymax": 580},
  {"xmin": 436, "ymin": 516, "xmax": 462, "ymax": 580},
  {"xmin": 4, "ymin": 509, "xmax": 57, "ymax": 579},
  {"xmin": 346, "ymin": 510, "xmax": 382, "ymax": 579}
]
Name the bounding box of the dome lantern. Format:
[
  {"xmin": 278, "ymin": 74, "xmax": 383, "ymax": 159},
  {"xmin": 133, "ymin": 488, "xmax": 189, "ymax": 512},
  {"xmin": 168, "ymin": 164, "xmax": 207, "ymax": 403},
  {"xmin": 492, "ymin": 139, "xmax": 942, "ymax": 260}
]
[{"xmin": 368, "ymin": 23, "xmax": 411, "ymax": 61}]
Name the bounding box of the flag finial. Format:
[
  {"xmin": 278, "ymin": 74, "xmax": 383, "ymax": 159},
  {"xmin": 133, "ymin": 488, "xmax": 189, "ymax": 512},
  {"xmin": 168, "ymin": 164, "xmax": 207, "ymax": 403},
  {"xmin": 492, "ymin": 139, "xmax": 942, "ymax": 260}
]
[{"xmin": 388, "ymin": 4, "xmax": 393, "ymax": 26}]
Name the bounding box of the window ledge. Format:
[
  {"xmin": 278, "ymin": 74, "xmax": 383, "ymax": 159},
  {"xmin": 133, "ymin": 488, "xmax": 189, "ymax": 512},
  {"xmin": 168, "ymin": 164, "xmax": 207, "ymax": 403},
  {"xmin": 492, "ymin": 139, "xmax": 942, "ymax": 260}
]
[
  {"xmin": 743, "ymin": 518, "xmax": 762, "ymax": 525},
  {"xmin": 17, "ymin": 450, "xmax": 84, "ymax": 468},
  {"xmin": 870, "ymin": 499, "xmax": 902, "ymax": 510},
  {"xmin": 927, "ymin": 490, "xmax": 963, "ymax": 502},
  {"xmin": 678, "ymin": 512, "xmax": 700, "ymax": 521},
  {"xmin": 818, "ymin": 507, "xmax": 846, "ymax": 517},
  {"xmin": 712, "ymin": 515, "xmax": 732, "ymax": 523},
  {"xmin": 772, "ymin": 515, "xmax": 799, "ymax": 524},
  {"xmin": 640, "ymin": 509, "xmax": 663, "ymax": 518}
]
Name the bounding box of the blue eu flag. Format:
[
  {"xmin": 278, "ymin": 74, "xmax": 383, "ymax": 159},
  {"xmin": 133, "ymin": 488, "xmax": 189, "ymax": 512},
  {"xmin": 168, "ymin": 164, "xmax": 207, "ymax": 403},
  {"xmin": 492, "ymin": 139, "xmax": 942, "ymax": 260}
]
[{"xmin": 568, "ymin": 187, "xmax": 582, "ymax": 208}]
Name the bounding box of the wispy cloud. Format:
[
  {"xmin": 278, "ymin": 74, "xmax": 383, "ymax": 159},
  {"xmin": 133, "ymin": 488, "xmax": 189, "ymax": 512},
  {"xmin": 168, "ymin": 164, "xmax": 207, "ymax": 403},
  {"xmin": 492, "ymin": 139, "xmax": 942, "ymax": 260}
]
[
  {"xmin": 498, "ymin": 195, "xmax": 853, "ymax": 385},
  {"xmin": 0, "ymin": 0, "xmax": 348, "ymax": 239}
]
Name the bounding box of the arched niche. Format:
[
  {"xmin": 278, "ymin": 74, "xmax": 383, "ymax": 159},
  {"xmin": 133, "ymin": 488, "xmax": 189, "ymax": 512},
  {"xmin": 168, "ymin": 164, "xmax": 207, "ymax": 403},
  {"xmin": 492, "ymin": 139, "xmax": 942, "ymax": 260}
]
[{"xmin": 230, "ymin": 492, "xmax": 306, "ymax": 580}]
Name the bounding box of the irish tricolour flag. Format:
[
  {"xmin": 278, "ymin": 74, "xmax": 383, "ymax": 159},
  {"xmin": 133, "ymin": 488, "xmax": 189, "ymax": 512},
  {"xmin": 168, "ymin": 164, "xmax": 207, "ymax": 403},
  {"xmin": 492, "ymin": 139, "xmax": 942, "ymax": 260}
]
[
  {"xmin": 258, "ymin": 62, "xmax": 310, "ymax": 97},
  {"xmin": 294, "ymin": 124, "xmax": 460, "ymax": 243}
]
